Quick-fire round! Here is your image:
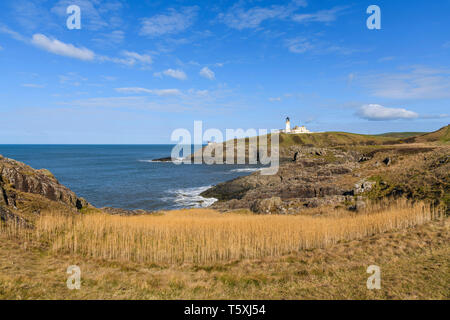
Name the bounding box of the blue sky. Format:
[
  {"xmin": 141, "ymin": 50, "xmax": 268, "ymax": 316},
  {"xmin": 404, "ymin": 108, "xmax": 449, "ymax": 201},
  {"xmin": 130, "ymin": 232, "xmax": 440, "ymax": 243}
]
[{"xmin": 0, "ymin": 0, "xmax": 449, "ymax": 144}]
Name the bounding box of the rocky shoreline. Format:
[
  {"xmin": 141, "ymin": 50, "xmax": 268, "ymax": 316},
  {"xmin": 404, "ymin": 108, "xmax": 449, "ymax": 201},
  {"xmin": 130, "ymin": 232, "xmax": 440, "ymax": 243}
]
[
  {"xmin": 201, "ymin": 141, "xmax": 448, "ymax": 214},
  {"xmin": 1, "ymin": 126, "xmax": 448, "ymax": 221},
  {"xmin": 201, "ymin": 146, "xmax": 368, "ymax": 213}
]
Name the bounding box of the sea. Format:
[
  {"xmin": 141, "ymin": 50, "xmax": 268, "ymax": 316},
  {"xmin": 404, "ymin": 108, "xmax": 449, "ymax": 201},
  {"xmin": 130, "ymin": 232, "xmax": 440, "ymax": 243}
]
[{"xmin": 0, "ymin": 145, "xmax": 261, "ymax": 211}]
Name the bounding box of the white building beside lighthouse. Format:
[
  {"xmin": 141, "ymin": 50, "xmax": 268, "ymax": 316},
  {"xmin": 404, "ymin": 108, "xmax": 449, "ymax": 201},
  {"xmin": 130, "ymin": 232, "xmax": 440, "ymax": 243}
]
[{"xmin": 281, "ymin": 117, "xmax": 312, "ymax": 134}]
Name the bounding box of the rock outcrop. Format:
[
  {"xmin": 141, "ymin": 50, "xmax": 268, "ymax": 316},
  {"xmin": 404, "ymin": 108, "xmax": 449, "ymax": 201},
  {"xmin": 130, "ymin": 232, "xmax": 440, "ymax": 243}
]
[
  {"xmin": 250, "ymin": 197, "xmax": 284, "ymax": 214},
  {"xmin": 202, "ymin": 148, "xmax": 362, "ymax": 213},
  {"xmin": 0, "ymin": 155, "xmax": 89, "ymax": 218},
  {"xmin": 0, "ymin": 205, "xmax": 30, "ymax": 226},
  {"xmin": 354, "ymin": 179, "xmax": 376, "ymax": 195}
]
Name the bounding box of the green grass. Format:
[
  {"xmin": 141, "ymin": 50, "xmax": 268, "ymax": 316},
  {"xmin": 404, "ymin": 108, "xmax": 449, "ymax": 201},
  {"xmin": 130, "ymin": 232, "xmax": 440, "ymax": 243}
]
[
  {"xmin": 376, "ymin": 132, "xmax": 426, "ymax": 138},
  {"xmin": 405, "ymin": 125, "xmax": 449, "ymax": 144},
  {"xmin": 277, "ymin": 131, "xmax": 399, "ymax": 148}
]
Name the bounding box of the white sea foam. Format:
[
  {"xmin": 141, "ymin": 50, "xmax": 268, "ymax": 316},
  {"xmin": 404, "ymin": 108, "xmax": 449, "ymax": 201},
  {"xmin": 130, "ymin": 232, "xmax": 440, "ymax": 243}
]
[
  {"xmin": 166, "ymin": 185, "xmax": 217, "ymax": 208},
  {"xmin": 230, "ymin": 168, "xmax": 262, "ymax": 173},
  {"xmin": 138, "ymin": 158, "xmax": 184, "ymax": 164}
]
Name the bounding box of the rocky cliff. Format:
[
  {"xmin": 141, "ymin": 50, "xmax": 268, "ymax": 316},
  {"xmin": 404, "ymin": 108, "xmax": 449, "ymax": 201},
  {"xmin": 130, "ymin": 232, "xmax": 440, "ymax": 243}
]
[
  {"xmin": 201, "ymin": 147, "xmax": 364, "ymax": 213},
  {"xmin": 202, "ymin": 143, "xmax": 448, "ymax": 214},
  {"xmin": 0, "ymin": 154, "xmax": 89, "ymax": 223}
]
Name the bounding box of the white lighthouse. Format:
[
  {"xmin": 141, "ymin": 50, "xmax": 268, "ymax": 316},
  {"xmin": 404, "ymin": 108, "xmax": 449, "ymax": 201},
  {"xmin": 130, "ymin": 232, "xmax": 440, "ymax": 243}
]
[{"xmin": 285, "ymin": 117, "xmax": 291, "ymax": 133}]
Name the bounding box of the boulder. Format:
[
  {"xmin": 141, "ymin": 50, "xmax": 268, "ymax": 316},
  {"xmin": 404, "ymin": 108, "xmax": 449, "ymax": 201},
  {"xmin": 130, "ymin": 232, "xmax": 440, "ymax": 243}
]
[
  {"xmin": 250, "ymin": 197, "xmax": 284, "ymax": 214},
  {"xmin": 354, "ymin": 180, "xmax": 376, "ymax": 194},
  {"xmin": 358, "ymin": 155, "xmax": 372, "ymax": 162},
  {"xmin": 382, "ymin": 157, "xmax": 392, "ymax": 166}
]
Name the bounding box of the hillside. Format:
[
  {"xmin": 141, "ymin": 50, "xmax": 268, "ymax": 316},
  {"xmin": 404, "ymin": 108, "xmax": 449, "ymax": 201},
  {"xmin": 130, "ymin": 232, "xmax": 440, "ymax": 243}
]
[
  {"xmin": 376, "ymin": 132, "xmax": 426, "ymax": 138},
  {"xmin": 278, "ymin": 131, "xmax": 400, "ymax": 148},
  {"xmin": 269, "ymin": 125, "xmax": 448, "ymax": 150},
  {"xmin": 404, "ymin": 125, "xmax": 450, "ymax": 144}
]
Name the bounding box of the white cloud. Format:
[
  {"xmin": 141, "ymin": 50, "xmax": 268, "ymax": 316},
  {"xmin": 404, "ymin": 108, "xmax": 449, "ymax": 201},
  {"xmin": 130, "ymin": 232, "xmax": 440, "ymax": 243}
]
[
  {"xmin": 164, "ymin": 69, "xmax": 187, "ymax": 80},
  {"xmin": 10, "ymin": 0, "xmax": 55, "ymax": 31},
  {"xmin": 154, "ymin": 69, "xmax": 187, "ymax": 80},
  {"xmin": 31, "ymin": 34, "xmax": 95, "ymax": 61},
  {"xmin": 93, "ymin": 30, "xmax": 125, "ymax": 46},
  {"xmin": 115, "ymin": 87, "xmax": 181, "ymax": 96},
  {"xmin": 199, "ymin": 67, "xmax": 215, "ymax": 80},
  {"xmin": 59, "ymin": 72, "xmax": 88, "ymax": 86},
  {"xmin": 98, "ymin": 55, "xmax": 133, "ymax": 66},
  {"xmin": 22, "ymin": 83, "xmax": 45, "ymax": 88},
  {"xmin": 98, "ymin": 51, "xmax": 152, "ymax": 66},
  {"xmin": 292, "ymin": 6, "xmax": 348, "ymax": 24},
  {"xmin": 63, "ymin": 96, "xmax": 149, "ymax": 108},
  {"xmin": 140, "ymin": 7, "xmax": 198, "ymax": 37},
  {"xmin": 356, "ymin": 104, "xmax": 419, "ymax": 121},
  {"xmin": 219, "ymin": 2, "xmax": 306, "ymax": 30},
  {"xmin": 285, "ymin": 37, "xmax": 314, "ymax": 53},
  {"xmin": 116, "ymin": 87, "xmax": 153, "ymax": 94},
  {"xmin": 193, "ymin": 89, "xmax": 209, "ymax": 96},
  {"xmin": 1, "ymin": 25, "xmax": 150, "ymax": 67},
  {"xmin": 286, "ymin": 36, "xmax": 361, "ymax": 55},
  {"xmin": 153, "ymin": 89, "xmax": 182, "ymax": 96},
  {"xmin": 121, "ymin": 51, "xmax": 152, "ymax": 64},
  {"xmin": 443, "ymin": 41, "xmax": 450, "ymax": 48},
  {"xmin": 0, "ymin": 45, "xmax": 3, "ymax": 51},
  {"xmin": 0, "ymin": 24, "xmax": 28, "ymax": 42},
  {"xmin": 269, "ymin": 97, "xmax": 282, "ymax": 102},
  {"xmin": 361, "ymin": 66, "xmax": 450, "ymax": 100},
  {"xmin": 59, "ymin": 96, "xmax": 195, "ymax": 113},
  {"xmin": 102, "ymin": 76, "xmax": 117, "ymax": 81},
  {"xmin": 378, "ymin": 56, "xmax": 395, "ymax": 62}
]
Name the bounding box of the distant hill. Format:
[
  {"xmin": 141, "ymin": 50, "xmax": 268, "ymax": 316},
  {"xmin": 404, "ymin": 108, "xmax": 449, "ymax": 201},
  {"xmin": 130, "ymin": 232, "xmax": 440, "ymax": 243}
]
[{"xmin": 377, "ymin": 132, "xmax": 426, "ymax": 138}]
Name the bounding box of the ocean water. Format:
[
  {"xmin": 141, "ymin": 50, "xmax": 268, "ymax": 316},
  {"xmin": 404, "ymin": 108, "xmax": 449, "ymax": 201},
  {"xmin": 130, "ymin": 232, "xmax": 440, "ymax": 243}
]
[{"xmin": 0, "ymin": 145, "xmax": 261, "ymax": 211}]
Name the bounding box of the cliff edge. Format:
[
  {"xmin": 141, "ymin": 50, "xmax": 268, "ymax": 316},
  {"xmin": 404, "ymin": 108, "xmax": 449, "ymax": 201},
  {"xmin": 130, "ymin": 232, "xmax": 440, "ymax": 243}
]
[{"xmin": 0, "ymin": 154, "xmax": 89, "ymax": 223}]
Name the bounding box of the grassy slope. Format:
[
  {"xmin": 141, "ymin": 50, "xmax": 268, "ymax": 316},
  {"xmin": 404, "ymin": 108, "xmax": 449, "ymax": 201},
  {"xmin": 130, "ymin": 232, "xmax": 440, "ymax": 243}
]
[
  {"xmin": 226, "ymin": 130, "xmax": 399, "ymax": 146},
  {"xmin": 202, "ymin": 126, "xmax": 448, "ymax": 160},
  {"xmin": 376, "ymin": 132, "xmax": 426, "ymax": 138},
  {"xmin": 250, "ymin": 125, "xmax": 449, "ymax": 149},
  {"xmin": 0, "ymin": 218, "xmax": 448, "ymax": 299},
  {"xmin": 277, "ymin": 131, "xmax": 400, "ymax": 148},
  {"xmin": 411, "ymin": 125, "xmax": 450, "ymax": 143}
]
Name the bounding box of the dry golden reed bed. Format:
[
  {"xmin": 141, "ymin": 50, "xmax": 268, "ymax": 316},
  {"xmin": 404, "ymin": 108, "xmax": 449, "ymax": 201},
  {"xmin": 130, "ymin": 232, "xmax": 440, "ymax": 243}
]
[{"xmin": 1, "ymin": 200, "xmax": 443, "ymax": 265}]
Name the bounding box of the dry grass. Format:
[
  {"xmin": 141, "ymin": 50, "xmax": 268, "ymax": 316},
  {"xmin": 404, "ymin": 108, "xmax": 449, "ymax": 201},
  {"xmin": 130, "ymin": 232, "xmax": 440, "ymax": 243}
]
[
  {"xmin": 0, "ymin": 217, "xmax": 448, "ymax": 300},
  {"xmin": 1, "ymin": 200, "xmax": 443, "ymax": 265}
]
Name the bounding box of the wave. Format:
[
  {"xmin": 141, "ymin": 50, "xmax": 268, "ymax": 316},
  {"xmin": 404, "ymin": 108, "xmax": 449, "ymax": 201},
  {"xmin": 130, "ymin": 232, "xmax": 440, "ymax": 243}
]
[
  {"xmin": 138, "ymin": 158, "xmax": 184, "ymax": 164},
  {"xmin": 230, "ymin": 168, "xmax": 262, "ymax": 173},
  {"xmin": 165, "ymin": 185, "xmax": 217, "ymax": 208}
]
